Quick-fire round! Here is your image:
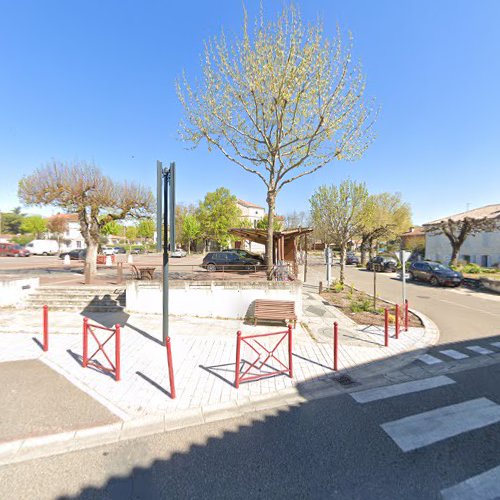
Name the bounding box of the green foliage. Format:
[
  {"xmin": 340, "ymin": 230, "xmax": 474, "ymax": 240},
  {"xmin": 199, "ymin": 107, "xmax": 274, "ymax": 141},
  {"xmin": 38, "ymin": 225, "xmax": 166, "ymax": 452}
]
[
  {"xmin": 349, "ymin": 297, "xmax": 373, "ymax": 313},
  {"xmin": 20, "ymin": 215, "xmax": 47, "ymax": 237},
  {"xmin": 125, "ymin": 226, "xmax": 138, "ymax": 240},
  {"xmin": 198, "ymin": 187, "xmax": 241, "ymax": 247},
  {"xmin": 1, "ymin": 208, "xmax": 26, "ymax": 234},
  {"xmin": 331, "ymin": 282, "xmax": 344, "ymax": 293},
  {"xmin": 137, "ymin": 219, "xmax": 155, "ymax": 239},
  {"xmin": 101, "ymin": 220, "xmax": 121, "ymax": 236},
  {"xmin": 181, "ymin": 213, "xmax": 201, "ymax": 251},
  {"xmin": 256, "ymin": 215, "xmax": 282, "ymax": 231},
  {"xmin": 11, "ymin": 235, "xmax": 32, "ymax": 245}
]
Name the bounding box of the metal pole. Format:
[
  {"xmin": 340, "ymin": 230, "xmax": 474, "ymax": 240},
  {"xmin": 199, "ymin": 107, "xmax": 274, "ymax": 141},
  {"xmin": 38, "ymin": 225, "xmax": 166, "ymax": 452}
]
[
  {"xmin": 115, "ymin": 324, "xmax": 121, "ymax": 381},
  {"xmin": 288, "ymin": 324, "xmax": 293, "ymax": 378},
  {"xmin": 83, "ymin": 317, "xmax": 88, "ymax": 367},
  {"xmin": 384, "ymin": 308, "xmax": 389, "ymax": 347},
  {"xmin": 235, "ymin": 331, "xmax": 242, "ymax": 388},
  {"xmin": 405, "ymin": 299, "xmax": 409, "ymax": 331},
  {"xmin": 303, "ymin": 234, "xmax": 308, "ymax": 283},
  {"xmin": 162, "ymin": 167, "xmax": 169, "ymax": 345},
  {"xmin": 373, "ymin": 266, "xmax": 377, "ymax": 310},
  {"xmin": 156, "ymin": 161, "xmax": 163, "ymax": 253},
  {"xmin": 43, "ymin": 305, "xmax": 48, "ymax": 352},
  {"xmin": 169, "ymin": 162, "xmax": 176, "ymax": 252},
  {"xmin": 395, "ymin": 304, "xmax": 400, "ymax": 339},
  {"xmin": 166, "ymin": 336, "xmax": 176, "ymax": 398},
  {"xmin": 333, "ymin": 321, "xmax": 338, "ymax": 371}
]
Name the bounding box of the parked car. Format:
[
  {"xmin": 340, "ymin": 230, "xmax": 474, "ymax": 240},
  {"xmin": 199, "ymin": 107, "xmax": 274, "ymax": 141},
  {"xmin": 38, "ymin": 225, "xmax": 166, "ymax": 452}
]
[
  {"xmin": 113, "ymin": 246, "xmax": 127, "ymax": 254},
  {"xmin": 131, "ymin": 247, "xmax": 145, "ymax": 254},
  {"xmin": 202, "ymin": 252, "xmax": 261, "ymax": 271},
  {"xmin": 0, "ymin": 243, "xmax": 30, "ymax": 257},
  {"xmin": 24, "ymin": 239, "xmax": 59, "ymax": 256},
  {"xmin": 102, "ymin": 247, "xmax": 115, "ymax": 256},
  {"xmin": 366, "ymin": 255, "xmax": 398, "ymax": 272},
  {"xmin": 222, "ymin": 248, "xmax": 265, "ymax": 263},
  {"xmin": 59, "ymin": 249, "xmax": 87, "ymax": 260},
  {"xmin": 171, "ymin": 248, "xmax": 187, "ymax": 258},
  {"xmin": 408, "ymin": 261, "xmax": 463, "ymax": 287},
  {"xmin": 346, "ymin": 253, "xmax": 360, "ymax": 265}
]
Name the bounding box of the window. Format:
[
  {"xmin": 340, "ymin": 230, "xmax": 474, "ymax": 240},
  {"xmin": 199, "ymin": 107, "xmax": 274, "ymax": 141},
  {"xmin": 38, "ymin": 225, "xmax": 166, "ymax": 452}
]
[
  {"xmin": 481, "ymin": 255, "xmax": 489, "ymax": 267},
  {"xmin": 76, "ymin": 241, "xmax": 82, "ymax": 249}
]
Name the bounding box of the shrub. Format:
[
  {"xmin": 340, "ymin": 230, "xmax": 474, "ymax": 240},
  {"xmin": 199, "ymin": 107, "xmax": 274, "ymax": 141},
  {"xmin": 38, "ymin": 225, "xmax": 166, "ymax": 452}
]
[
  {"xmin": 463, "ymin": 263, "xmax": 482, "ymax": 274},
  {"xmin": 331, "ymin": 282, "xmax": 344, "ymax": 293},
  {"xmin": 350, "ymin": 297, "xmax": 372, "ymax": 313}
]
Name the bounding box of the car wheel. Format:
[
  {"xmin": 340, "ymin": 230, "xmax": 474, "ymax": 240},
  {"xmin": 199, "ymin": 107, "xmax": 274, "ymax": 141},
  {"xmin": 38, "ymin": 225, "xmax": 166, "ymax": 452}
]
[
  {"xmin": 42, "ymin": 252, "xmax": 48, "ymax": 256},
  {"xmin": 408, "ymin": 272, "xmax": 415, "ymax": 281},
  {"xmin": 430, "ymin": 276, "xmax": 439, "ymax": 286},
  {"xmin": 206, "ymin": 263, "xmax": 216, "ymax": 272}
]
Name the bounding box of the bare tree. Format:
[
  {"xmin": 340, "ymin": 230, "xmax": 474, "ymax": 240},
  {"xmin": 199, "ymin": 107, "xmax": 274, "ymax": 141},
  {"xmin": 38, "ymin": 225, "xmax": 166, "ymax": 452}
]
[
  {"xmin": 424, "ymin": 216, "xmax": 500, "ymax": 266},
  {"xmin": 177, "ymin": 5, "xmax": 375, "ymax": 276},
  {"xmin": 310, "ymin": 180, "xmax": 368, "ymax": 284},
  {"xmin": 19, "ymin": 161, "xmax": 154, "ymax": 276},
  {"xmin": 47, "ymin": 214, "xmax": 69, "ymax": 252}
]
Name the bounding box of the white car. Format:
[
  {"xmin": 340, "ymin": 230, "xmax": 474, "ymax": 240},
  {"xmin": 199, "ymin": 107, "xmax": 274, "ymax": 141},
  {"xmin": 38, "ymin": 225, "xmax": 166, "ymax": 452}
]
[
  {"xmin": 102, "ymin": 247, "xmax": 116, "ymax": 256},
  {"xmin": 171, "ymin": 248, "xmax": 187, "ymax": 258}
]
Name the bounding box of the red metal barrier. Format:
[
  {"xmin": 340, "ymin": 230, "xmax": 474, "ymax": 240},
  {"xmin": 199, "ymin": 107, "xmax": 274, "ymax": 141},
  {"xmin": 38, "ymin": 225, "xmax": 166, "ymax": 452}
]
[
  {"xmin": 43, "ymin": 305, "xmax": 49, "ymax": 352},
  {"xmin": 333, "ymin": 321, "xmax": 339, "ymax": 371},
  {"xmin": 395, "ymin": 304, "xmax": 400, "ymax": 339},
  {"xmin": 165, "ymin": 336, "xmax": 176, "ymax": 399},
  {"xmin": 384, "ymin": 308, "xmax": 389, "ymax": 347},
  {"xmin": 235, "ymin": 325, "xmax": 293, "ymax": 388},
  {"xmin": 82, "ymin": 318, "xmax": 121, "ymax": 381},
  {"xmin": 404, "ymin": 299, "xmax": 409, "ymax": 331}
]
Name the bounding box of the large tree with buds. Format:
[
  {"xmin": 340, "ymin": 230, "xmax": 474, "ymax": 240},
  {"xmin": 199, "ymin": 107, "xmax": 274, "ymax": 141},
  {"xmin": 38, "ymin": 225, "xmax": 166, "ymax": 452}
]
[
  {"xmin": 19, "ymin": 162, "xmax": 154, "ymax": 277},
  {"xmin": 177, "ymin": 5, "xmax": 375, "ymax": 276}
]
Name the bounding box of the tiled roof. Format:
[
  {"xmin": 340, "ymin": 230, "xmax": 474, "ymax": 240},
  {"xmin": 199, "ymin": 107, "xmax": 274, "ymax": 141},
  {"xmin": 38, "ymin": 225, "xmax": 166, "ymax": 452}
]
[
  {"xmin": 424, "ymin": 204, "xmax": 500, "ymax": 225},
  {"xmin": 237, "ymin": 199, "xmax": 264, "ymax": 209},
  {"xmin": 401, "ymin": 226, "xmax": 425, "ymax": 236}
]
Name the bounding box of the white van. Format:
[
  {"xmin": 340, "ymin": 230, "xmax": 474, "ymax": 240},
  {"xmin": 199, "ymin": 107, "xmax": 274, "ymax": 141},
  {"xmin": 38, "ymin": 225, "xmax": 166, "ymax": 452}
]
[{"xmin": 25, "ymin": 239, "xmax": 59, "ymax": 256}]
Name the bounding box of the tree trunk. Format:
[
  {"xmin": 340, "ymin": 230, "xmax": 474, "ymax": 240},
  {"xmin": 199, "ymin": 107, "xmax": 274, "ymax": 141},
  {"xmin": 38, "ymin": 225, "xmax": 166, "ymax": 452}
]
[
  {"xmin": 449, "ymin": 243, "xmax": 460, "ymax": 267},
  {"xmin": 265, "ymin": 191, "xmax": 276, "ymax": 280},
  {"xmin": 188, "ymin": 239, "xmax": 191, "ymax": 255},
  {"xmin": 85, "ymin": 242, "xmax": 98, "ymax": 276},
  {"xmin": 360, "ymin": 237, "xmax": 369, "ymax": 265},
  {"xmin": 339, "ymin": 244, "xmax": 347, "ymax": 285}
]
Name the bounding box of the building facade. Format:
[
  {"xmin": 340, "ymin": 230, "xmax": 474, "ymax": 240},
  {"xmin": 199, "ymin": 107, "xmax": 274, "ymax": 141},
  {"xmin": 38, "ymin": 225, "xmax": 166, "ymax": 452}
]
[
  {"xmin": 423, "ymin": 205, "xmax": 500, "ymax": 267},
  {"xmin": 237, "ymin": 199, "xmax": 265, "ymax": 227}
]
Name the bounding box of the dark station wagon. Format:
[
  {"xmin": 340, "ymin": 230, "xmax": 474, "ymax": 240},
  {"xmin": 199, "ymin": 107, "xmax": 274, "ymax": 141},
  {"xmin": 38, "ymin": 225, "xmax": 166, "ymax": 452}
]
[{"xmin": 202, "ymin": 252, "xmax": 262, "ymax": 272}]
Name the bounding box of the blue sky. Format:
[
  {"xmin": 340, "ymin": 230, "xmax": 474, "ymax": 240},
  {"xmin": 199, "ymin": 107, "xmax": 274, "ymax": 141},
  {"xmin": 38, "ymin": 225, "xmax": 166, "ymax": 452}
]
[{"xmin": 1, "ymin": 0, "xmax": 499, "ymax": 224}]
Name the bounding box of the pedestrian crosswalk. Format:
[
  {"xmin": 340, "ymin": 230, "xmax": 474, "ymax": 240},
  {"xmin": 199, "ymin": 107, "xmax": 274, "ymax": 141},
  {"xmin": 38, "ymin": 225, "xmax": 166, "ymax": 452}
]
[
  {"xmin": 350, "ymin": 373, "xmax": 500, "ymax": 497},
  {"xmin": 417, "ymin": 340, "xmax": 500, "ymax": 365}
]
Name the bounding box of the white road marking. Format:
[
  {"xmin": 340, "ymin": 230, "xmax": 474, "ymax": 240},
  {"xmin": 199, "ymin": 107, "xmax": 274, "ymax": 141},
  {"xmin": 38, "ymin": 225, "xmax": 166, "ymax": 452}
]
[
  {"xmin": 381, "ymin": 398, "xmax": 500, "ymax": 452},
  {"xmin": 490, "ymin": 341, "xmax": 500, "ymax": 349},
  {"xmin": 417, "ymin": 354, "xmax": 443, "ymax": 365},
  {"xmin": 439, "ymin": 349, "xmax": 469, "ymax": 360},
  {"xmin": 441, "ymin": 464, "xmax": 500, "ymax": 499},
  {"xmin": 350, "ymin": 376, "xmax": 455, "ymax": 404},
  {"xmin": 436, "ymin": 298, "xmax": 500, "ymax": 317},
  {"xmin": 466, "ymin": 345, "xmax": 494, "ymax": 355}
]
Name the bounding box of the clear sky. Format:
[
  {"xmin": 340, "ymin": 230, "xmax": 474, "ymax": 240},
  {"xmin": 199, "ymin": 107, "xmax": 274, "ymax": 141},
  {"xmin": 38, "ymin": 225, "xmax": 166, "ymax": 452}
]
[{"xmin": 1, "ymin": 0, "xmax": 499, "ymax": 224}]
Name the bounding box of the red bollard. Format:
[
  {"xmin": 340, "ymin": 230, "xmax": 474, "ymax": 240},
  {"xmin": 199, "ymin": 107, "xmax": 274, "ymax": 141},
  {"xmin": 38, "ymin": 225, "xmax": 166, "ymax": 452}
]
[
  {"xmin": 395, "ymin": 304, "xmax": 400, "ymax": 339},
  {"xmin": 405, "ymin": 299, "xmax": 409, "ymax": 332},
  {"xmin": 82, "ymin": 317, "xmax": 88, "ymax": 367},
  {"xmin": 288, "ymin": 324, "xmax": 293, "ymax": 378},
  {"xmin": 43, "ymin": 305, "xmax": 48, "ymax": 352},
  {"xmin": 115, "ymin": 324, "xmax": 121, "ymax": 382},
  {"xmin": 235, "ymin": 331, "xmax": 242, "ymax": 388},
  {"xmin": 166, "ymin": 336, "xmax": 176, "ymax": 398},
  {"xmin": 333, "ymin": 321, "xmax": 339, "ymax": 371},
  {"xmin": 384, "ymin": 308, "xmax": 389, "ymax": 347}
]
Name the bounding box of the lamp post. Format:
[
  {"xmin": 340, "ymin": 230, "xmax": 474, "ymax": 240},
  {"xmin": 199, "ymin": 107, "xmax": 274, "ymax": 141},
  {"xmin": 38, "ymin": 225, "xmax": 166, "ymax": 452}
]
[{"xmin": 156, "ymin": 161, "xmax": 176, "ymax": 345}]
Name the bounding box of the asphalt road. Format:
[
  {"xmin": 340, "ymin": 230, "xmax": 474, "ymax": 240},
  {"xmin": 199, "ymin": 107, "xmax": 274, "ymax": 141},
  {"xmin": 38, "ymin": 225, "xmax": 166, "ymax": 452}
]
[
  {"xmin": 1, "ymin": 362, "xmax": 500, "ymax": 499},
  {"xmin": 307, "ymin": 257, "xmax": 500, "ymax": 345}
]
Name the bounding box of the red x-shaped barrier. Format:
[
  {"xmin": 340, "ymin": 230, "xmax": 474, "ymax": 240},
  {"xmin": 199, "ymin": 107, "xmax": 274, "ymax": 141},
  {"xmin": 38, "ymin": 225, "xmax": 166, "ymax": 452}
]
[
  {"xmin": 235, "ymin": 325, "xmax": 293, "ymax": 388},
  {"xmin": 82, "ymin": 318, "xmax": 121, "ymax": 381}
]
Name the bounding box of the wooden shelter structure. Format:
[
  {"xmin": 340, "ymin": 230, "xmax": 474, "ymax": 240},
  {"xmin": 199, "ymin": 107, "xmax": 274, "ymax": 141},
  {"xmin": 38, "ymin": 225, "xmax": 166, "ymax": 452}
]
[{"xmin": 229, "ymin": 227, "xmax": 313, "ymax": 278}]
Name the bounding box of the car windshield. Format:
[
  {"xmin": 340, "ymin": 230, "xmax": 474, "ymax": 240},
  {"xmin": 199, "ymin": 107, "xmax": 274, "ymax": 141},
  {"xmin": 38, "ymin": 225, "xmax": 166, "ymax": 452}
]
[
  {"xmin": 13, "ymin": 245, "xmax": 22, "ymax": 250},
  {"xmin": 429, "ymin": 263, "xmax": 449, "ymax": 271}
]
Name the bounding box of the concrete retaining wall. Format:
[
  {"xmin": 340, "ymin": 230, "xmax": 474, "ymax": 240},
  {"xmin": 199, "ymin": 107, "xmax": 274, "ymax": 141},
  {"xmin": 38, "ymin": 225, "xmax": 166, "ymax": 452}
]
[
  {"xmin": 126, "ymin": 280, "xmax": 303, "ymax": 319},
  {"xmin": 481, "ymin": 278, "xmax": 500, "ymax": 294},
  {"xmin": 0, "ymin": 277, "xmax": 40, "ymax": 307}
]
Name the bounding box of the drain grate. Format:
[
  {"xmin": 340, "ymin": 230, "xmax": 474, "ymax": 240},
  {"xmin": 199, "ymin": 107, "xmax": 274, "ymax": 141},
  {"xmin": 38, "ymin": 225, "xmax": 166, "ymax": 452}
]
[{"xmin": 334, "ymin": 374, "xmax": 357, "ymax": 386}]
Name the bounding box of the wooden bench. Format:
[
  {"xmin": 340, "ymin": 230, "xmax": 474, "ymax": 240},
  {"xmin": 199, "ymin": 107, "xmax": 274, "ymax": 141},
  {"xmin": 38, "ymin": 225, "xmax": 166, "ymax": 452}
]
[{"xmin": 253, "ymin": 299, "xmax": 297, "ymax": 328}]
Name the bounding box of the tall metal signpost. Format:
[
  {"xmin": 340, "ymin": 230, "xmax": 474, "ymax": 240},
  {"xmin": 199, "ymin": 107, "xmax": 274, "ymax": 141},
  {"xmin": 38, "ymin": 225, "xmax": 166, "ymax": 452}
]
[
  {"xmin": 399, "ymin": 249, "xmax": 411, "ymax": 305},
  {"xmin": 156, "ymin": 161, "xmax": 176, "ymax": 345}
]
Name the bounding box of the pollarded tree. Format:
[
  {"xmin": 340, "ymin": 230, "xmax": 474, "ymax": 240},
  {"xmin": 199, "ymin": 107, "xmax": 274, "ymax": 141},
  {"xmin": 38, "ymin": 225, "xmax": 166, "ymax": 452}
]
[
  {"xmin": 310, "ymin": 180, "xmax": 368, "ymax": 284},
  {"xmin": 47, "ymin": 214, "xmax": 69, "ymax": 252},
  {"xmin": 424, "ymin": 213, "xmax": 500, "ymax": 266},
  {"xmin": 18, "ymin": 161, "xmax": 154, "ymax": 276},
  {"xmin": 177, "ymin": 5, "xmax": 375, "ymax": 276}
]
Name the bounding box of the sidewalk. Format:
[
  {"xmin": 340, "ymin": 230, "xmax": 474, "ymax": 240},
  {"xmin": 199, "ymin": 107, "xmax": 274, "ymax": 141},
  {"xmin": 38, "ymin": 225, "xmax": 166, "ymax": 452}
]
[{"xmin": 0, "ymin": 281, "xmax": 438, "ymax": 465}]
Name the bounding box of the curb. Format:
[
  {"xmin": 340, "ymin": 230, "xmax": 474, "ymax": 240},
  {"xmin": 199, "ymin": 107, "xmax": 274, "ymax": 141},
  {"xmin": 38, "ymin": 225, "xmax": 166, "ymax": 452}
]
[{"xmin": 0, "ymin": 383, "xmax": 344, "ymax": 467}]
